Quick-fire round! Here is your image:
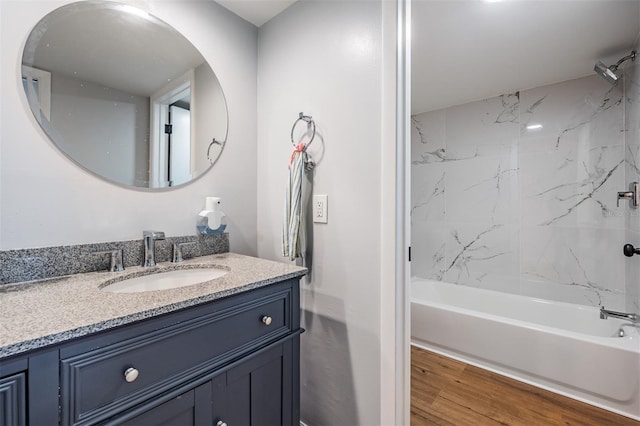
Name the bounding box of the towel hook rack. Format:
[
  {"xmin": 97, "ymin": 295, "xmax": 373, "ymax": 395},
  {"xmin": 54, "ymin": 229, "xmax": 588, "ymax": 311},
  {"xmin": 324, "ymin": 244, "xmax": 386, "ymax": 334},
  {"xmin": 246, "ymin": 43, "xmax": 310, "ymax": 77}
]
[
  {"xmin": 291, "ymin": 112, "xmax": 316, "ymax": 148},
  {"xmin": 207, "ymin": 137, "xmax": 223, "ymax": 163}
]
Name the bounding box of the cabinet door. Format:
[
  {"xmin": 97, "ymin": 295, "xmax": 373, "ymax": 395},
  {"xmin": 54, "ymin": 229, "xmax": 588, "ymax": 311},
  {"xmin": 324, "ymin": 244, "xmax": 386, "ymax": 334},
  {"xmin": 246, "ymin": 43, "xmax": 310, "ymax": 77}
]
[
  {"xmin": 116, "ymin": 382, "xmax": 212, "ymax": 426},
  {"xmin": 0, "ymin": 373, "xmax": 26, "ymax": 426},
  {"xmin": 212, "ymin": 342, "xmax": 295, "ymax": 426}
]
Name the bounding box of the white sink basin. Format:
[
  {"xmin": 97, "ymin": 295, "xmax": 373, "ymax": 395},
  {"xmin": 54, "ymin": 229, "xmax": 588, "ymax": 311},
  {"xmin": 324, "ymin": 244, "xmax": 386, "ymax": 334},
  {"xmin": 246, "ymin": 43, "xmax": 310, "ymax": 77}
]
[{"xmin": 102, "ymin": 268, "xmax": 227, "ymax": 293}]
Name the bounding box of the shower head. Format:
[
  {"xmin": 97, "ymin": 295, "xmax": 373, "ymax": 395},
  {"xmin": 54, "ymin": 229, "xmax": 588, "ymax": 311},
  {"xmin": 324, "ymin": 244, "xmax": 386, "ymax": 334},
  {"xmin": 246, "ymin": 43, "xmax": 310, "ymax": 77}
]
[
  {"xmin": 594, "ymin": 50, "xmax": 636, "ymax": 84},
  {"xmin": 594, "ymin": 61, "xmax": 620, "ymax": 84}
]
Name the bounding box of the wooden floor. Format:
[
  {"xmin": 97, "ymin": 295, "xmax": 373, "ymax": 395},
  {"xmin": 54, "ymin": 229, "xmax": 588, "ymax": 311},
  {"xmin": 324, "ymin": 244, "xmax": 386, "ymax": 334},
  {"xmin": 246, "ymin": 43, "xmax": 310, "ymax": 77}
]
[{"xmin": 411, "ymin": 345, "xmax": 640, "ymax": 426}]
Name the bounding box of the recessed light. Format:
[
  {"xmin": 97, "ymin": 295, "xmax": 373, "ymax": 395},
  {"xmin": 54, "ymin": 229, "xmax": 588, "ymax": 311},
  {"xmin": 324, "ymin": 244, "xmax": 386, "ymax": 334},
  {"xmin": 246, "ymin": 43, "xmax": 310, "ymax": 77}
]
[{"xmin": 526, "ymin": 124, "xmax": 543, "ymax": 130}]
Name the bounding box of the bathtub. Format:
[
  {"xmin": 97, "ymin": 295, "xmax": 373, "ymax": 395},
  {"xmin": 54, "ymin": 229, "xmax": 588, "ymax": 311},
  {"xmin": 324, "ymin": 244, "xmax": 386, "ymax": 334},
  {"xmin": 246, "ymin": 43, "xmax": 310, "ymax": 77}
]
[{"xmin": 411, "ymin": 278, "xmax": 640, "ymax": 420}]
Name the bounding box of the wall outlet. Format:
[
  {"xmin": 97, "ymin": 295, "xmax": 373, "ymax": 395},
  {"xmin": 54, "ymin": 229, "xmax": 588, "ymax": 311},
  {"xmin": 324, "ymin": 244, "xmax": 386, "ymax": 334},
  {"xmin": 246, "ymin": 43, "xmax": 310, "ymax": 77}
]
[{"xmin": 313, "ymin": 194, "xmax": 328, "ymax": 223}]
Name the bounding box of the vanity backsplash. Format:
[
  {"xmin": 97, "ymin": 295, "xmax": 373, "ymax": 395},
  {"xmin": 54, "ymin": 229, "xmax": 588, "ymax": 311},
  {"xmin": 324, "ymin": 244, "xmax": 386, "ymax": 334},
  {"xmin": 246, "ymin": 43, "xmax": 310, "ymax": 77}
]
[{"xmin": 0, "ymin": 233, "xmax": 229, "ymax": 285}]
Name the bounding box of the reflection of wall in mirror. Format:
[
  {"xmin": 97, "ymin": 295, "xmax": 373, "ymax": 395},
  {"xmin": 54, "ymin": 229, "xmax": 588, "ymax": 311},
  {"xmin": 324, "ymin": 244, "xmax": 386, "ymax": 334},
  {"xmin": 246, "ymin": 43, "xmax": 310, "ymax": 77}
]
[
  {"xmin": 194, "ymin": 63, "xmax": 226, "ymax": 173},
  {"xmin": 50, "ymin": 72, "xmax": 150, "ymax": 187}
]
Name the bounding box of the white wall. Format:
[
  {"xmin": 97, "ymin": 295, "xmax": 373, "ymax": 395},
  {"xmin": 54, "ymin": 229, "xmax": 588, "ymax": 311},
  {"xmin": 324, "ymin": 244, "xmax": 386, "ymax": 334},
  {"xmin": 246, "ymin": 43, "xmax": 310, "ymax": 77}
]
[
  {"xmin": 257, "ymin": 1, "xmax": 396, "ymax": 424},
  {"xmin": 0, "ymin": 0, "xmax": 258, "ymax": 254}
]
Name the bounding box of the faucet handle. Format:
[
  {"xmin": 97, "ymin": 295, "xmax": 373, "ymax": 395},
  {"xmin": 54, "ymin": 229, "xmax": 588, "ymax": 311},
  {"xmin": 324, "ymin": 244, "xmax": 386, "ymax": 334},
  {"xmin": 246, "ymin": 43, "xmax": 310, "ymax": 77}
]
[
  {"xmin": 617, "ymin": 191, "xmax": 633, "ymax": 207},
  {"xmin": 172, "ymin": 242, "xmax": 196, "ymax": 263},
  {"xmin": 95, "ymin": 249, "xmax": 124, "ymax": 272},
  {"xmin": 617, "ymin": 182, "xmax": 640, "ymax": 207},
  {"xmin": 143, "ymin": 230, "xmax": 166, "ymax": 239}
]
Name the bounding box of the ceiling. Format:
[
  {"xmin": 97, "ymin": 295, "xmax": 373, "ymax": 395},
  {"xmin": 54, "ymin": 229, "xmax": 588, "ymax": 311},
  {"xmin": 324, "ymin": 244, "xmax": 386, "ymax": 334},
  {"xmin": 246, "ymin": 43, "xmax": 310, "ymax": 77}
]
[
  {"xmin": 25, "ymin": 0, "xmax": 639, "ymax": 112},
  {"xmin": 214, "ymin": 0, "xmax": 298, "ymax": 27},
  {"xmin": 218, "ymin": 0, "xmax": 639, "ymax": 113},
  {"xmin": 412, "ymin": 0, "xmax": 640, "ymax": 114}
]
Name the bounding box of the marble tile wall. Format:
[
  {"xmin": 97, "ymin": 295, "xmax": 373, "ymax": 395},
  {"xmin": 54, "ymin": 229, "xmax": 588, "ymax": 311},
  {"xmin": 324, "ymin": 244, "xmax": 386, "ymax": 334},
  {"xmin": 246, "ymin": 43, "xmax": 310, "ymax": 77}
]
[{"xmin": 412, "ymin": 74, "xmax": 632, "ymax": 310}]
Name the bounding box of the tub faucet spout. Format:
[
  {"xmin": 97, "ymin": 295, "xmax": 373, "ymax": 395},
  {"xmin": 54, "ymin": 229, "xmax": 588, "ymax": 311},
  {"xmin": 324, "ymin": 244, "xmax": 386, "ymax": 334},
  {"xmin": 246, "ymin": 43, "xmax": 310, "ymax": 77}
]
[{"xmin": 599, "ymin": 307, "xmax": 639, "ymax": 323}]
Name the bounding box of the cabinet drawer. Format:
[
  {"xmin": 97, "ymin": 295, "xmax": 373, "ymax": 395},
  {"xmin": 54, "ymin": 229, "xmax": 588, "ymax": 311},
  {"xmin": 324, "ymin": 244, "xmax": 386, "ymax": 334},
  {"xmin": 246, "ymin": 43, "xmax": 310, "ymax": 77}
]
[{"xmin": 61, "ymin": 290, "xmax": 291, "ymax": 425}]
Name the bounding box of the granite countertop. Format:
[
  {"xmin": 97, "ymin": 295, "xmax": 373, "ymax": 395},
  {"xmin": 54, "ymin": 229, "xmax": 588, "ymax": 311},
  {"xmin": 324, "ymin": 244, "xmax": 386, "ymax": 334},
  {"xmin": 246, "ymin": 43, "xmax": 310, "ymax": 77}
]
[{"xmin": 0, "ymin": 253, "xmax": 307, "ymax": 359}]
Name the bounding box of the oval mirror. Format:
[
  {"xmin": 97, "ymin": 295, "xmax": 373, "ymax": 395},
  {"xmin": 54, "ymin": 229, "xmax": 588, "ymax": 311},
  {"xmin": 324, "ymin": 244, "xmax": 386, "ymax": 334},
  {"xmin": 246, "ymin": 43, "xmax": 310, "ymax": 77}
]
[{"xmin": 21, "ymin": 1, "xmax": 228, "ymax": 189}]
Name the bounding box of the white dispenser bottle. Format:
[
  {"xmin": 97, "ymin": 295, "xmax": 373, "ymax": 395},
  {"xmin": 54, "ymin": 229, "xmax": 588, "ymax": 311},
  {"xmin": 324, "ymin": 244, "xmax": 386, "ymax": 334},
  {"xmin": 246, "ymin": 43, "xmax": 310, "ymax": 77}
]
[{"xmin": 197, "ymin": 197, "xmax": 227, "ymax": 234}]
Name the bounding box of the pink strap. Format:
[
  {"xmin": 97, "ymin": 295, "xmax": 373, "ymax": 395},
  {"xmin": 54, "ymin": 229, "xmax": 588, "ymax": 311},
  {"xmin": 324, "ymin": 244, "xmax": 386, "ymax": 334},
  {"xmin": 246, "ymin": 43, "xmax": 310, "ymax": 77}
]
[{"xmin": 289, "ymin": 143, "xmax": 306, "ymax": 169}]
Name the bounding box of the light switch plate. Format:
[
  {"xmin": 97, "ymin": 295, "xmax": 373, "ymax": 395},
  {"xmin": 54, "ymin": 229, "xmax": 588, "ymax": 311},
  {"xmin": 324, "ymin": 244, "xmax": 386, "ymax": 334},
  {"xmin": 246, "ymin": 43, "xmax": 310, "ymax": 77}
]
[{"xmin": 313, "ymin": 194, "xmax": 328, "ymax": 223}]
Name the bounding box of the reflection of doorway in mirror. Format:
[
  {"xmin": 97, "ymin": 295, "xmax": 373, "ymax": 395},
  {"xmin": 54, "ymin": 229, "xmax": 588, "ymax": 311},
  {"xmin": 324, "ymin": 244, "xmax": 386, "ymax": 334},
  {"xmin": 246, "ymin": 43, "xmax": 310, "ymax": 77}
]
[
  {"xmin": 168, "ymin": 104, "xmax": 191, "ymax": 186},
  {"xmin": 149, "ymin": 69, "xmax": 194, "ymax": 188}
]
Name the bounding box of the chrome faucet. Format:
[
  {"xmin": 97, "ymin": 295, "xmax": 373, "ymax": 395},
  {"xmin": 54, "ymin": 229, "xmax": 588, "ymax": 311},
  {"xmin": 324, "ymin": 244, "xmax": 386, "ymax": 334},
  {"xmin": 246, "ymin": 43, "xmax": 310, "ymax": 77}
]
[
  {"xmin": 143, "ymin": 230, "xmax": 165, "ymax": 267},
  {"xmin": 172, "ymin": 241, "xmax": 196, "ymax": 263},
  {"xmin": 95, "ymin": 249, "xmax": 124, "ymax": 272},
  {"xmin": 600, "ymin": 307, "xmax": 639, "ymax": 323}
]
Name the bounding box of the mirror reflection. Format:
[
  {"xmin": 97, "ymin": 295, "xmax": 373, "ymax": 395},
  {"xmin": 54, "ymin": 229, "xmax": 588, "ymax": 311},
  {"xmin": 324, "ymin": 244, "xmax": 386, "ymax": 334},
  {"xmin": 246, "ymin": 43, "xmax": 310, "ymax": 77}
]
[{"xmin": 21, "ymin": 1, "xmax": 228, "ymax": 189}]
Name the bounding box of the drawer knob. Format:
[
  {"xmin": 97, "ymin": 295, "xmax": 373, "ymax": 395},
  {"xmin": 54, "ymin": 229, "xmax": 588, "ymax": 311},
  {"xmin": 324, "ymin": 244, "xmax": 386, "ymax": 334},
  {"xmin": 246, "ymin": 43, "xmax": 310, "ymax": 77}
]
[
  {"xmin": 261, "ymin": 315, "xmax": 272, "ymax": 326},
  {"xmin": 124, "ymin": 367, "xmax": 139, "ymax": 383},
  {"xmin": 217, "ymin": 421, "xmax": 228, "ymax": 426}
]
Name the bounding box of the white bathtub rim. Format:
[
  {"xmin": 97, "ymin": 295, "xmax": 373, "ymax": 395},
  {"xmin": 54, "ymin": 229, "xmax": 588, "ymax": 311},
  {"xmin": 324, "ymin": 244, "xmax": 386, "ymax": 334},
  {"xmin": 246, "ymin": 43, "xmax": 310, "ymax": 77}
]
[
  {"xmin": 411, "ymin": 340, "xmax": 640, "ymax": 422},
  {"xmin": 413, "ymin": 298, "xmax": 640, "ymax": 352},
  {"xmin": 410, "ymin": 276, "xmax": 625, "ymax": 314},
  {"xmin": 411, "ymin": 280, "xmax": 640, "ymax": 352},
  {"xmin": 410, "ymin": 277, "xmax": 628, "ymax": 324}
]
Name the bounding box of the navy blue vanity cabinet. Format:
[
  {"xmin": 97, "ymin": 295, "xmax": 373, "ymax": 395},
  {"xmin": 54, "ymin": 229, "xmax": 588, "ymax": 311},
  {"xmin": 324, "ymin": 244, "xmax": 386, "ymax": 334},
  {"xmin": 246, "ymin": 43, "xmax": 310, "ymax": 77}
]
[
  {"xmin": 108, "ymin": 338, "xmax": 297, "ymax": 426},
  {"xmin": 0, "ymin": 372, "xmax": 26, "ymax": 426},
  {"xmin": 0, "ymin": 351, "xmax": 60, "ymax": 425},
  {"xmin": 56, "ymin": 278, "xmax": 301, "ymax": 426},
  {"xmin": 211, "ymin": 338, "xmax": 299, "ymax": 426},
  {"xmin": 116, "ymin": 382, "xmax": 213, "ymax": 426}
]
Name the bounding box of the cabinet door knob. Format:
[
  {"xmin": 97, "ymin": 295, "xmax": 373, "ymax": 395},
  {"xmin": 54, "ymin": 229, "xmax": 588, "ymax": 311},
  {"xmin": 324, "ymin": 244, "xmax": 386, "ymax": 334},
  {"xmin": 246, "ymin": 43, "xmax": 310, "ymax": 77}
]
[
  {"xmin": 124, "ymin": 367, "xmax": 139, "ymax": 383},
  {"xmin": 216, "ymin": 421, "xmax": 228, "ymax": 426},
  {"xmin": 261, "ymin": 315, "xmax": 272, "ymax": 326}
]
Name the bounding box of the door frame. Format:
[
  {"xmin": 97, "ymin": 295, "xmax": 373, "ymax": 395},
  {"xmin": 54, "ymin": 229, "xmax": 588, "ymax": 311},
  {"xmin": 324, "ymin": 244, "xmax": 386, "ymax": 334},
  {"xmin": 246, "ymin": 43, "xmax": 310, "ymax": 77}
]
[
  {"xmin": 149, "ymin": 69, "xmax": 194, "ymax": 187},
  {"xmin": 168, "ymin": 104, "xmax": 192, "ymax": 186},
  {"xmin": 381, "ymin": 0, "xmax": 411, "ymax": 424}
]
